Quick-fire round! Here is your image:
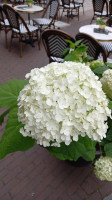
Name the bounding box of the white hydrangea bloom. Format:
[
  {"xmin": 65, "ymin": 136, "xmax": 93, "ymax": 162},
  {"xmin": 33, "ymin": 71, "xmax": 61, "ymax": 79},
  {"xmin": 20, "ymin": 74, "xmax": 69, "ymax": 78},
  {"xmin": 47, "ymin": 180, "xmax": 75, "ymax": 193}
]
[
  {"xmin": 100, "ymin": 69, "xmax": 112, "ymax": 99},
  {"xmin": 94, "ymin": 156, "xmax": 112, "ymax": 181},
  {"xmin": 17, "ymin": 62, "xmax": 111, "ymax": 147}
]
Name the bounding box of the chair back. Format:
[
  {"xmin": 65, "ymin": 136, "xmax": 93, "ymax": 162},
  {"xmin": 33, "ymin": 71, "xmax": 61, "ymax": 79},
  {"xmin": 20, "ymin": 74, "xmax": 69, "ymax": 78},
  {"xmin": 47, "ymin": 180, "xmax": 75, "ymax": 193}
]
[
  {"xmin": 0, "ymin": 5, "xmax": 5, "ymax": 24},
  {"xmin": 43, "ymin": 0, "xmax": 59, "ymax": 19},
  {"xmin": 61, "ymin": 0, "xmax": 70, "ymax": 6},
  {"xmin": 3, "ymin": 5, "xmax": 30, "ymax": 34},
  {"xmin": 3, "ymin": 5, "xmax": 20, "ymax": 30},
  {"xmin": 42, "ymin": 29, "xmax": 75, "ymax": 62},
  {"xmin": 92, "ymin": 0, "xmax": 107, "ymax": 14},
  {"xmin": 75, "ymin": 33, "xmax": 107, "ymax": 62},
  {"xmin": 109, "ymin": 0, "xmax": 112, "ymax": 15},
  {"xmin": 106, "ymin": 16, "xmax": 112, "ymax": 26}
]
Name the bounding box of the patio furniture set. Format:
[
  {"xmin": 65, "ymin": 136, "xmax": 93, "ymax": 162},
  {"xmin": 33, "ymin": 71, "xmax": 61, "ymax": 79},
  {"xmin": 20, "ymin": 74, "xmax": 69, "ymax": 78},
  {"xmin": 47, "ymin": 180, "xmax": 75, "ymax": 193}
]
[
  {"xmin": 0, "ymin": 0, "xmax": 84, "ymax": 57},
  {"xmin": 0, "ymin": 0, "xmax": 112, "ymax": 62}
]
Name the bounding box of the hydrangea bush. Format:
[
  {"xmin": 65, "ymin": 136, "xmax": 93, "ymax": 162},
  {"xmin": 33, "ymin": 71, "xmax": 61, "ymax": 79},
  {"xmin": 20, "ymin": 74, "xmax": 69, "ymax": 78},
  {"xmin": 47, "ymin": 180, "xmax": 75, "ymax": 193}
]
[
  {"xmin": 101, "ymin": 69, "xmax": 112, "ymax": 99},
  {"xmin": 18, "ymin": 62, "xmax": 111, "ymax": 148},
  {"xmin": 94, "ymin": 156, "xmax": 112, "ymax": 181},
  {"xmin": 0, "ymin": 58, "xmax": 112, "ymax": 181}
]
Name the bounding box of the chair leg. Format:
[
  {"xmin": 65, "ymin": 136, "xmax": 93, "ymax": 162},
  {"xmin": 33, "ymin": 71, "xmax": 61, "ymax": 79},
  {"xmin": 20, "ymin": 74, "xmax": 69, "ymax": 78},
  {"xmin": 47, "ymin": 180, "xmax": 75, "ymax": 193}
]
[
  {"xmin": 5, "ymin": 32, "xmax": 8, "ymax": 48},
  {"xmin": 83, "ymin": 5, "xmax": 84, "ymax": 14},
  {"xmin": 9, "ymin": 36, "xmax": 12, "ymax": 52},
  {"xmin": 19, "ymin": 40, "xmax": 23, "ymax": 57},
  {"xmin": 60, "ymin": 8, "xmax": 64, "ymax": 21},
  {"xmin": 90, "ymin": 16, "xmax": 94, "ymax": 24},
  {"xmin": 37, "ymin": 30, "xmax": 40, "ymax": 50},
  {"xmin": 67, "ymin": 10, "xmax": 70, "ymax": 23},
  {"xmin": 78, "ymin": 8, "xmax": 79, "ymax": 21}
]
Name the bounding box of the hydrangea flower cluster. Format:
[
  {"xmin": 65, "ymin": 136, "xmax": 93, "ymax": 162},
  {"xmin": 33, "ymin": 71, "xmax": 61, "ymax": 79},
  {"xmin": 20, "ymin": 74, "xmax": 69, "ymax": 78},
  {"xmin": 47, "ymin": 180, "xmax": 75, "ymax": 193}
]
[
  {"xmin": 17, "ymin": 62, "xmax": 111, "ymax": 147},
  {"xmin": 94, "ymin": 156, "xmax": 112, "ymax": 181},
  {"xmin": 101, "ymin": 69, "xmax": 112, "ymax": 99}
]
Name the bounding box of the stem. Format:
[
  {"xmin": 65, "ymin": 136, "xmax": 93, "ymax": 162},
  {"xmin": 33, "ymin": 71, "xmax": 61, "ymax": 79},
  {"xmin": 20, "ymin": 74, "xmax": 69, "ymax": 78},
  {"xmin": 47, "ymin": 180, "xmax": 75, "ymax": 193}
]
[{"xmin": 98, "ymin": 142, "xmax": 102, "ymax": 156}]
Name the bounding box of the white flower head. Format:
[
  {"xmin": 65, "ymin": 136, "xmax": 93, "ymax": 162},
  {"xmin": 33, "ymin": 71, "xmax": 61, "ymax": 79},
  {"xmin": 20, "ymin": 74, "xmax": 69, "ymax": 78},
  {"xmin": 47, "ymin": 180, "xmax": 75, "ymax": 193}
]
[
  {"xmin": 17, "ymin": 62, "xmax": 111, "ymax": 147},
  {"xmin": 94, "ymin": 156, "xmax": 112, "ymax": 181},
  {"xmin": 101, "ymin": 69, "xmax": 112, "ymax": 99}
]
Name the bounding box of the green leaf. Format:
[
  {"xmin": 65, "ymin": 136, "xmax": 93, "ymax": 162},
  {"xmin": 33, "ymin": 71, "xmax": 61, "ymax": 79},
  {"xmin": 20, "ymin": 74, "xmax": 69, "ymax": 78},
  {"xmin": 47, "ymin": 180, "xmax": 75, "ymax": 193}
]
[
  {"xmin": 0, "ymin": 108, "xmax": 10, "ymax": 125},
  {"xmin": 104, "ymin": 143, "xmax": 112, "ymax": 158},
  {"xmin": 74, "ymin": 39, "xmax": 82, "ymax": 47},
  {"xmin": 61, "ymin": 47, "xmax": 70, "ymax": 57},
  {"xmin": 108, "ymin": 118, "xmax": 112, "ymax": 129},
  {"xmin": 47, "ymin": 136, "xmax": 96, "ymax": 161},
  {"xmin": 83, "ymin": 55, "xmax": 94, "ymax": 63},
  {"xmin": 64, "ymin": 40, "xmax": 75, "ymax": 50},
  {"xmin": 105, "ymin": 62, "xmax": 112, "ymax": 68},
  {"xmin": 0, "ymin": 79, "xmax": 28, "ymax": 107},
  {"xmin": 75, "ymin": 44, "xmax": 88, "ymax": 54},
  {"xmin": 0, "ymin": 107, "xmax": 35, "ymax": 159},
  {"xmin": 92, "ymin": 65, "xmax": 109, "ymax": 76},
  {"xmin": 108, "ymin": 101, "xmax": 112, "ymax": 110},
  {"xmin": 106, "ymin": 129, "xmax": 112, "ymax": 141}
]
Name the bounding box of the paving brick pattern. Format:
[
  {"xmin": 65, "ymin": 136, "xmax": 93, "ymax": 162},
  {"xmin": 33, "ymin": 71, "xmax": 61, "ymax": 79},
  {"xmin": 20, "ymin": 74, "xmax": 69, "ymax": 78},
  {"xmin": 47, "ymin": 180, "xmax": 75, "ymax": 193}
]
[{"xmin": 0, "ymin": 1, "xmax": 112, "ymax": 200}]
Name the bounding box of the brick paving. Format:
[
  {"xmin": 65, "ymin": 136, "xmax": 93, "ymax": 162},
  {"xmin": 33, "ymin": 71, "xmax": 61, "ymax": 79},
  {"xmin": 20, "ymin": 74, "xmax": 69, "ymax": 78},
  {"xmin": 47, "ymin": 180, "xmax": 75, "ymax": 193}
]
[{"xmin": 0, "ymin": 1, "xmax": 112, "ymax": 200}]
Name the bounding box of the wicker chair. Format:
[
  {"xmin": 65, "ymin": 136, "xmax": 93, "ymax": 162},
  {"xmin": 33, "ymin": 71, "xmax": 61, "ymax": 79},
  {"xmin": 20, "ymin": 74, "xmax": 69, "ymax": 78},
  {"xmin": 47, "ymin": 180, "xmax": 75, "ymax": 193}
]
[
  {"xmin": 3, "ymin": 4, "xmax": 39, "ymax": 57},
  {"xmin": 8, "ymin": 0, "xmax": 25, "ymax": 6},
  {"xmin": 90, "ymin": 0, "xmax": 108, "ymax": 24},
  {"xmin": 42, "ymin": 29, "xmax": 75, "ymax": 63},
  {"xmin": 75, "ymin": 33, "xmax": 107, "ymax": 62},
  {"xmin": 74, "ymin": 0, "xmax": 84, "ymax": 14},
  {"xmin": 100, "ymin": 16, "xmax": 112, "ymax": 57},
  {"xmin": 0, "ymin": 5, "xmax": 11, "ymax": 48},
  {"xmin": 60, "ymin": 0, "xmax": 80, "ymax": 22},
  {"xmin": 33, "ymin": 0, "xmax": 59, "ymax": 33}
]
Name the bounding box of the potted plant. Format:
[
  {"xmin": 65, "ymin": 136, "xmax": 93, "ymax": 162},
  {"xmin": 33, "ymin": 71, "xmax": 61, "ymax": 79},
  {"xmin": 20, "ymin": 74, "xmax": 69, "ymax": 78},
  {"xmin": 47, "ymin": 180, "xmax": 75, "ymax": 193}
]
[
  {"xmin": 96, "ymin": 18, "xmax": 106, "ymax": 30},
  {"xmin": 0, "ymin": 41, "xmax": 112, "ymax": 181},
  {"xmin": 26, "ymin": 0, "xmax": 34, "ymax": 7}
]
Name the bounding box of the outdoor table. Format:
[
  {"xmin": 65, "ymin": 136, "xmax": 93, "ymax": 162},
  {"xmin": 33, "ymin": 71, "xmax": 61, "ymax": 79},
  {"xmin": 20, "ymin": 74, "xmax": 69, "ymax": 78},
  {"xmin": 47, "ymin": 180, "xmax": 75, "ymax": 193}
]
[
  {"xmin": 14, "ymin": 4, "xmax": 43, "ymax": 24},
  {"xmin": 79, "ymin": 24, "xmax": 112, "ymax": 54}
]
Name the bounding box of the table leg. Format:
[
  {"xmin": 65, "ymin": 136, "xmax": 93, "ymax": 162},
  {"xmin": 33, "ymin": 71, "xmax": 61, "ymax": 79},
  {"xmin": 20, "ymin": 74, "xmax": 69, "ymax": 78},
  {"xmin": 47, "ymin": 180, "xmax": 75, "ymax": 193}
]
[{"xmin": 28, "ymin": 13, "xmax": 31, "ymax": 24}]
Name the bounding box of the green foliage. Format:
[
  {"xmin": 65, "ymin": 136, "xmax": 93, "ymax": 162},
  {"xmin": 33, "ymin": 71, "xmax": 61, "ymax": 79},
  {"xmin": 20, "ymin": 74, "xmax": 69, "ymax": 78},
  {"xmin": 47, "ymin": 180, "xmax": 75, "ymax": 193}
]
[
  {"xmin": 108, "ymin": 101, "xmax": 112, "ymax": 110},
  {"xmin": 26, "ymin": 0, "xmax": 34, "ymax": 3},
  {"xmin": 0, "ymin": 79, "xmax": 35, "ymax": 159},
  {"xmin": 0, "ymin": 107, "xmax": 35, "ymax": 159},
  {"xmin": 100, "ymin": 127, "xmax": 112, "ymax": 158},
  {"xmin": 62, "ymin": 40, "xmax": 93, "ymax": 63},
  {"xmin": 104, "ymin": 143, "xmax": 112, "ymax": 158},
  {"xmin": 92, "ymin": 63, "xmax": 111, "ymax": 79},
  {"xmin": 89, "ymin": 60, "xmax": 104, "ymax": 70},
  {"xmin": 96, "ymin": 18, "xmax": 106, "ymax": 25},
  {"xmin": 47, "ymin": 136, "xmax": 96, "ymax": 161},
  {"xmin": 0, "ymin": 108, "xmax": 10, "ymax": 126},
  {"xmin": 0, "ymin": 79, "xmax": 28, "ymax": 107}
]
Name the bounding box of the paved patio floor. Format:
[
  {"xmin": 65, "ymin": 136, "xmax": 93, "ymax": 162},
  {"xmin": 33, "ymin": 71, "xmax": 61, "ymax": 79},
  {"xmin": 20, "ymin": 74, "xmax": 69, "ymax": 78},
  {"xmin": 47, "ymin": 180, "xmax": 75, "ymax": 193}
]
[{"xmin": 0, "ymin": 1, "xmax": 112, "ymax": 200}]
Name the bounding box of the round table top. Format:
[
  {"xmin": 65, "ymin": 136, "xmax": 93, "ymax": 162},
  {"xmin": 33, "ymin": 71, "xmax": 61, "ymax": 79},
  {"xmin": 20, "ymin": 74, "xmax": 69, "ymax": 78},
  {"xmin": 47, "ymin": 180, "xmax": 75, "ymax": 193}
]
[
  {"xmin": 14, "ymin": 4, "xmax": 43, "ymax": 13},
  {"xmin": 79, "ymin": 24, "xmax": 112, "ymax": 41}
]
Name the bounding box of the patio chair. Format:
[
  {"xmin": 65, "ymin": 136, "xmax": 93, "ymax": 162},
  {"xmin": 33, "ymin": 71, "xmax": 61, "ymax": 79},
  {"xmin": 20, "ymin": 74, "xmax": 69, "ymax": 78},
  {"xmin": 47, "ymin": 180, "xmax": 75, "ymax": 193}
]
[
  {"xmin": 34, "ymin": 0, "xmax": 47, "ymax": 8},
  {"xmin": 109, "ymin": 0, "xmax": 112, "ymax": 15},
  {"xmin": 90, "ymin": 0, "xmax": 108, "ymax": 24},
  {"xmin": 3, "ymin": 4, "xmax": 39, "ymax": 57},
  {"xmin": 42, "ymin": 29, "xmax": 75, "ymax": 63},
  {"xmin": 8, "ymin": 0, "xmax": 25, "ymax": 6},
  {"xmin": 100, "ymin": 16, "xmax": 112, "ymax": 57},
  {"xmin": 75, "ymin": 33, "xmax": 107, "ymax": 62},
  {"xmin": 0, "ymin": 5, "xmax": 11, "ymax": 48},
  {"xmin": 74, "ymin": 0, "xmax": 84, "ymax": 14},
  {"xmin": 33, "ymin": 0, "xmax": 59, "ymax": 34},
  {"xmin": 60, "ymin": 0, "xmax": 80, "ymax": 22}
]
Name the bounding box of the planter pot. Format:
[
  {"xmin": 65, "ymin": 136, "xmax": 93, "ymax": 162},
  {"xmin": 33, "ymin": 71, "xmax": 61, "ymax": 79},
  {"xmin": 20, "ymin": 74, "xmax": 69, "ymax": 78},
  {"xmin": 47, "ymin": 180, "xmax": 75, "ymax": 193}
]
[
  {"xmin": 27, "ymin": 2, "xmax": 32, "ymax": 7},
  {"xmin": 66, "ymin": 158, "xmax": 92, "ymax": 167},
  {"xmin": 99, "ymin": 25, "xmax": 106, "ymax": 30}
]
